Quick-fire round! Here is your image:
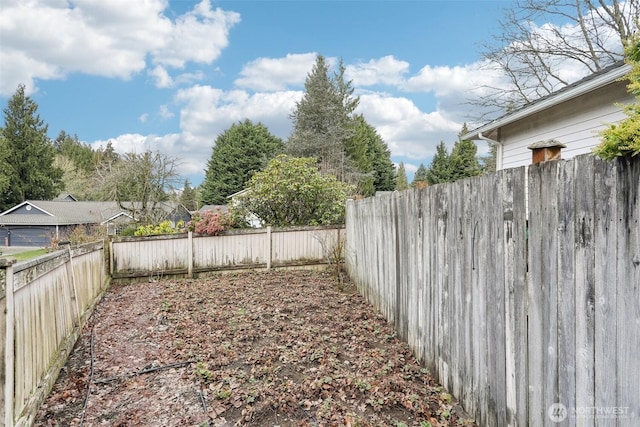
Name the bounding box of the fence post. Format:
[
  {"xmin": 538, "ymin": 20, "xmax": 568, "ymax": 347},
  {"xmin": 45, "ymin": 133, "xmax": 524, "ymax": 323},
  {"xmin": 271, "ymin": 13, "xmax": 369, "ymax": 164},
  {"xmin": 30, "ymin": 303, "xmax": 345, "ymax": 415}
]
[
  {"xmin": 187, "ymin": 231, "xmax": 193, "ymax": 278},
  {"xmin": 266, "ymin": 226, "xmax": 272, "ymax": 270},
  {"xmin": 1, "ymin": 258, "xmax": 16, "ymax": 427}
]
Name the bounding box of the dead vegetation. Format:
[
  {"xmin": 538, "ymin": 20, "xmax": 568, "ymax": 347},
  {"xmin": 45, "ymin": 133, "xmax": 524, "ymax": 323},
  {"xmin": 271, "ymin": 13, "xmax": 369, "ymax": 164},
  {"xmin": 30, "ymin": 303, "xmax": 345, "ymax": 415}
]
[{"xmin": 35, "ymin": 270, "xmax": 475, "ymax": 427}]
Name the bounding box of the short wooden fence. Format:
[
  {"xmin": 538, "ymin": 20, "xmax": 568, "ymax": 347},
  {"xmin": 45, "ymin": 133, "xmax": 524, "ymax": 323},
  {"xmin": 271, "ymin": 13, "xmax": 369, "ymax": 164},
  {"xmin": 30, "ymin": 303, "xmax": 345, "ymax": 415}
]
[
  {"xmin": 110, "ymin": 225, "xmax": 345, "ymax": 280},
  {"xmin": 1, "ymin": 242, "xmax": 107, "ymax": 426}
]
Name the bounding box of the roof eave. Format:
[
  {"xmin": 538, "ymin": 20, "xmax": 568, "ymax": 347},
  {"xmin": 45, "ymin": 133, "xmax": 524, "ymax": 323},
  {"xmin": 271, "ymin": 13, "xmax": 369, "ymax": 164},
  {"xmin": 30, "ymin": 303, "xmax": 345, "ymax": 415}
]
[{"xmin": 463, "ymin": 63, "xmax": 632, "ymax": 141}]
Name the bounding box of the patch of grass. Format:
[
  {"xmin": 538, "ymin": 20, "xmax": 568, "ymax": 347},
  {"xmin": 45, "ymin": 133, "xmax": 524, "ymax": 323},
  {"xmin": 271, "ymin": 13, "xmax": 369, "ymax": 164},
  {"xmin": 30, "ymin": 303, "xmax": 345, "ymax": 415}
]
[{"xmin": 9, "ymin": 249, "xmax": 47, "ymax": 261}]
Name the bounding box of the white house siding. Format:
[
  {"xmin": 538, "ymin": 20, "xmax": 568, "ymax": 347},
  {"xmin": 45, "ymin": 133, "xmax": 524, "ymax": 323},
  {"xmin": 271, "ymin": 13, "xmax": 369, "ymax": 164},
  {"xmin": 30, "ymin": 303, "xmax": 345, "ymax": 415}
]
[{"xmin": 499, "ymin": 80, "xmax": 635, "ymax": 170}]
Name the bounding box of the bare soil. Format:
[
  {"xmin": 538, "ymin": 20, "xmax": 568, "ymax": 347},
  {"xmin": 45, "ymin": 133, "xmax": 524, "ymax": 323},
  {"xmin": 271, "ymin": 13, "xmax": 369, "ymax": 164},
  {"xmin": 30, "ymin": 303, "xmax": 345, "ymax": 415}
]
[{"xmin": 34, "ymin": 270, "xmax": 476, "ymax": 427}]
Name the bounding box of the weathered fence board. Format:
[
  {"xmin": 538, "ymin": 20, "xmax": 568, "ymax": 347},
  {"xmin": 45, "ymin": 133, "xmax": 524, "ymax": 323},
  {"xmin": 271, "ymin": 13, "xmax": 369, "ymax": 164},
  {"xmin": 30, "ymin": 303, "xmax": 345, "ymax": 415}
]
[
  {"xmin": 111, "ymin": 225, "xmax": 345, "ymax": 280},
  {"xmin": 1, "ymin": 242, "xmax": 107, "ymax": 426},
  {"xmin": 346, "ymin": 154, "xmax": 639, "ymax": 426},
  {"xmin": 615, "ymin": 157, "xmax": 640, "ymax": 422}
]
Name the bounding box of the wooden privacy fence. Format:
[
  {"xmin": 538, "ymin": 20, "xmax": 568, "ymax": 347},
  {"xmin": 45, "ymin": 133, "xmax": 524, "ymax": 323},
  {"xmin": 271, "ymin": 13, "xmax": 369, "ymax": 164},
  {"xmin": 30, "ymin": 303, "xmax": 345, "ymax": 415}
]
[
  {"xmin": 110, "ymin": 225, "xmax": 345, "ymax": 280},
  {"xmin": 345, "ymin": 154, "xmax": 639, "ymax": 427},
  {"xmin": 1, "ymin": 242, "xmax": 107, "ymax": 427}
]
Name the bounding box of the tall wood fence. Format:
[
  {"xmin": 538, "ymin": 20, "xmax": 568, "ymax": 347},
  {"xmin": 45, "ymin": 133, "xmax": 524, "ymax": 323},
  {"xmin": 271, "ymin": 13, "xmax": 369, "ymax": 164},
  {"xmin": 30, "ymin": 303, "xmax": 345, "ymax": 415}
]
[
  {"xmin": 1, "ymin": 242, "xmax": 107, "ymax": 427},
  {"xmin": 110, "ymin": 225, "xmax": 345, "ymax": 280},
  {"xmin": 345, "ymin": 154, "xmax": 639, "ymax": 427}
]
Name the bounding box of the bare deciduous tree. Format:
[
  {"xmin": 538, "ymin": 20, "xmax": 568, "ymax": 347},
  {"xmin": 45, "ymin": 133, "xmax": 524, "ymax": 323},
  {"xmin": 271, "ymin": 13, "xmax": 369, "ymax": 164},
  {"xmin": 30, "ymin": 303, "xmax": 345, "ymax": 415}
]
[
  {"xmin": 94, "ymin": 150, "xmax": 182, "ymax": 223},
  {"xmin": 472, "ymin": 0, "xmax": 638, "ymax": 117}
]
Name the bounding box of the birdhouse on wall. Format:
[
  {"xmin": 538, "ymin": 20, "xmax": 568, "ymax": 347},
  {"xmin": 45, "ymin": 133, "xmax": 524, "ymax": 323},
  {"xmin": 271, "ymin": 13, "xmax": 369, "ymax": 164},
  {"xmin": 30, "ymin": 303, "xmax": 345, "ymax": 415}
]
[{"xmin": 527, "ymin": 139, "xmax": 566, "ymax": 164}]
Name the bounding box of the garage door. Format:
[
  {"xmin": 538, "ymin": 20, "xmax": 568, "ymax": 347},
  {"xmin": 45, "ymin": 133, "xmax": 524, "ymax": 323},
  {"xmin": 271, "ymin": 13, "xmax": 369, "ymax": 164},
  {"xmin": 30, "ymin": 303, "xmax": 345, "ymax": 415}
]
[{"xmin": 7, "ymin": 226, "xmax": 52, "ymax": 247}]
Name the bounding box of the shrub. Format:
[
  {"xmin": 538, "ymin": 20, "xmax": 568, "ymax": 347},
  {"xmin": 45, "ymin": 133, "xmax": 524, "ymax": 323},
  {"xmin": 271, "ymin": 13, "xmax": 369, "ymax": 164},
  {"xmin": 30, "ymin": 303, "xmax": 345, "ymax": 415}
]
[
  {"xmin": 188, "ymin": 208, "xmax": 249, "ymax": 235},
  {"xmin": 66, "ymin": 224, "xmax": 106, "ymax": 245},
  {"xmin": 188, "ymin": 210, "xmax": 225, "ymax": 236},
  {"xmin": 133, "ymin": 220, "xmax": 179, "ymax": 236},
  {"xmin": 594, "ymin": 36, "xmax": 640, "ymax": 160}
]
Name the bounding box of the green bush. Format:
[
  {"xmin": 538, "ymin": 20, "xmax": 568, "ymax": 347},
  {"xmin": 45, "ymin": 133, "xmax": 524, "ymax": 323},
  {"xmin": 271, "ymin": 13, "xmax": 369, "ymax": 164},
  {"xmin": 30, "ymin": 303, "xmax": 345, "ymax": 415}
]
[
  {"xmin": 594, "ymin": 36, "xmax": 640, "ymax": 160},
  {"xmin": 133, "ymin": 220, "xmax": 179, "ymax": 236},
  {"xmin": 594, "ymin": 104, "xmax": 640, "ymax": 159}
]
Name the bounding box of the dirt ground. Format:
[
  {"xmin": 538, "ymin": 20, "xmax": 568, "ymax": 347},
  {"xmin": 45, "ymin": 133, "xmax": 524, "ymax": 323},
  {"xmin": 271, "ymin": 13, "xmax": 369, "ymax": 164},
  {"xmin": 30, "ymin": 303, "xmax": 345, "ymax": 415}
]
[{"xmin": 34, "ymin": 270, "xmax": 476, "ymax": 427}]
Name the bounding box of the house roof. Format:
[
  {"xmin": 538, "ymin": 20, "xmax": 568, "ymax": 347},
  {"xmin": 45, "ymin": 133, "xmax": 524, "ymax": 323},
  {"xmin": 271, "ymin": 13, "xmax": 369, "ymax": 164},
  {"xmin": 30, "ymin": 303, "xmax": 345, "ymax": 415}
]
[
  {"xmin": 462, "ymin": 61, "xmax": 631, "ymax": 141},
  {"xmin": 0, "ymin": 200, "xmax": 187, "ymax": 226},
  {"xmin": 200, "ymin": 205, "xmax": 229, "ymax": 213}
]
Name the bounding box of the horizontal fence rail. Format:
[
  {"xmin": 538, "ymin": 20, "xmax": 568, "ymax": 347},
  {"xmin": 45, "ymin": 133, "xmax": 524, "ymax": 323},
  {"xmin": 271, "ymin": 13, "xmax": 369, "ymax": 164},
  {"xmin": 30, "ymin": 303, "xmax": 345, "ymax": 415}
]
[
  {"xmin": 110, "ymin": 225, "xmax": 345, "ymax": 280},
  {"xmin": 1, "ymin": 242, "xmax": 107, "ymax": 427},
  {"xmin": 345, "ymin": 154, "xmax": 639, "ymax": 426}
]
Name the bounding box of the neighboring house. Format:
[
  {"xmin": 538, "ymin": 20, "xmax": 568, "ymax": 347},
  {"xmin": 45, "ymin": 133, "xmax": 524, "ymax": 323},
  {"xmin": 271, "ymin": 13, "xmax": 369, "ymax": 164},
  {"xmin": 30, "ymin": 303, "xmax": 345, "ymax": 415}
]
[
  {"xmin": 463, "ymin": 61, "xmax": 634, "ymax": 171},
  {"xmin": 0, "ymin": 200, "xmax": 191, "ymax": 247},
  {"xmin": 226, "ymin": 190, "xmax": 262, "ymax": 228},
  {"xmin": 199, "ymin": 205, "xmax": 230, "ymax": 214}
]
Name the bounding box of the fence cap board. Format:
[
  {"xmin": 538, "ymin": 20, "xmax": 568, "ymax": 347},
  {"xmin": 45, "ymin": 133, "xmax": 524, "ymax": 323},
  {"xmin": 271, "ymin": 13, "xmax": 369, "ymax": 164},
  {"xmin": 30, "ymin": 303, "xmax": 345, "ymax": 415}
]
[{"xmin": 1, "ymin": 257, "xmax": 17, "ymax": 268}]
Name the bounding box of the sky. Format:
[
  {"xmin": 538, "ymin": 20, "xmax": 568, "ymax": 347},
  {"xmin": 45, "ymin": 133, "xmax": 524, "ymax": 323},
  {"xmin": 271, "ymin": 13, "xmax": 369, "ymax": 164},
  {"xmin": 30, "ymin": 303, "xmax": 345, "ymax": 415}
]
[{"xmin": 0, "ymin": 0, "xmax": 577, "ymax": 186}]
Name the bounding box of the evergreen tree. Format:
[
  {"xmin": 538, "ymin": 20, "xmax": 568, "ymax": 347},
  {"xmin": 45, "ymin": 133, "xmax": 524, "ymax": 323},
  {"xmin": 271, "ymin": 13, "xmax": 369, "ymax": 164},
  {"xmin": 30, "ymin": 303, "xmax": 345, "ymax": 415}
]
[
  {"xmin": 201, "ymin": 119, "xmax": 283, "ymax": 205},
  {"xmin": 286, "ymin": 55, "xmax": 359, "ymax": 183},
  {"xmin": 480, "ymin": 142, "xmax": 498, "ymax": 174},
  {"xmin": 0, "ymin": 136, "xmax": 10, "ymax": 200},
  {"xmin": 450, "ymin": 124, "xmax": 482, "ymax": 181},
  {"xmin": 425, "ymin": 142, "xmax": 452, "ymax": 185},
  {"xmin": 0, "ymin": 84, "xmax": 63, "ymax": 211},
  {"xmin": 54, "ymin": 131, "xmax": 95, "ymax": 173},
  {"xmin": 93, "ymin": 141, "xmax": 120, "ymax": 170},
  {"xmin": 179, "ymin": 180, "xmax": 199, "ymax": 211},
  {"xmin": 396, "ymin": 162, "xmax": 410, "ymax": 191},
  {"xmin": 412, "ymin": 163, "xmax": 428, "ymax": 187},
  {"xmin": 345, "ymin": 115, "xmax": 396, "ymax": 196},
  {"xmin": 369, "ymin": 132, "xmax": 396, "ymax": 193}
]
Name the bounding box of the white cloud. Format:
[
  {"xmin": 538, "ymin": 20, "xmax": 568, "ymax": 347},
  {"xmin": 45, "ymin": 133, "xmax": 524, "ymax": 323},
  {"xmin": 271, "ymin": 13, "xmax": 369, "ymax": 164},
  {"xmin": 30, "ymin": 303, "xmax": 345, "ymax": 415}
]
[
  {"xmin": 175, "ymin": 85, "xmax": 301, "ymax": 140},
  {"xmin": 346, "ymin": 55, "xmax": 410, "ymax": 87},
  {"xmin": 139, "ymin": 113, "xmax": 149, "ymax": 123},
  {"xmin": 151, "ymin": 1, "xmax": 240, "ymax": 68},
  {"xmin": 90, "ymin": 133, "xmax": 207, "ymax": 175},
  {"xmin": 175, "ymin": 71, "xmax": 205, "ymax": 86},
  {"xmin": 149, "ymin": 65, "xmax": 173, "ymax": 88},
  {"xmin": 158, "ymin": 105, "xmax": 174, "ymax": 119},
  {"xmin": 234, "ymin": 53, "xmax": 318, "ymax": 92},
  {"xmin": 357, "ymin": 93, "xmax": 461, "ymax": 159},
  {"xmin": 405, "ymin": 63, "xmax": 487, "ymax": 96},
  {"xmin": 0, "ymin": 0, "xmax": 240, "ymax": 96}
]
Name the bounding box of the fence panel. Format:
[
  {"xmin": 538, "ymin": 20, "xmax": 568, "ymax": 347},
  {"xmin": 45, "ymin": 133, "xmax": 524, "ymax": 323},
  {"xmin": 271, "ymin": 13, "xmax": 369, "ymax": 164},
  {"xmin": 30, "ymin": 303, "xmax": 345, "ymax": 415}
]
[
  {"xmin": 615, "ymin": 157, "xmax": 640, "ymax": 423},
  {"xmin": 111, "ymin": 225, "xmax": 345, "ymax": 279},
  {"xmin": 346, "ymin": 154, "xmax": 639, "ymax": 426},
  {"xmin": 111, "ymin": 234, "xmax": 189, "ymax": 277},
  {"xmin": 1, "ymin": 242, "xmax": 106, "ymax": 426},
  {"xmin": 194, "ymin": 231, "xmax": 267, "ymax": 270},
  {"xmin": 346, "ymin": 166, "xmax": 528, "ymax": 426}
]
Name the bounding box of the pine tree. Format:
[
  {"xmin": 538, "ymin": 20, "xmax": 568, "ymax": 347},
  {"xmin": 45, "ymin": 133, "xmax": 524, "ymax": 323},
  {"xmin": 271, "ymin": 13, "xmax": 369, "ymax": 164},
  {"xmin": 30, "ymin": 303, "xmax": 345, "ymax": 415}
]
[
  {"xmin": 480, "ymin": 142, "xmax": 498, "ymax": 173},
  {"xmin": 396, "ymin": 162, "xmax": 410, "ymax": 191},
  {"xmin": 0, "ymin": 136, "xmax": 10, "ymax": 199},
  {"xmin": 345, "ymin": 115, "xmax": 396, "ymax": 196},
  {"xmin": 412, "ymin": 163, "xmax": 428, "ymax": 187},
  {"xmin": 0, "ymin": 84, "xmax": 63, "ymax": 211},
  {"xmin": 54, "ymin": 131, "xmax": 95, "ymax": 173},
  {"xmin": 287, "ymin": 55, "xmax": 359, "ymax": 183},
  {"xmin": 201, "ymin": 119, "xmax": 283, "ymax": 205},
  {"xmin": 179, "ymin": 180, "xmax": 199, "ymax": 211},
  {"xmin": 450, "ymin": 124, "xmax": 482, "ymax": 181},
  {"xmin": 425, "ymin": 142, "xmax": 452, "ymax": 185}
]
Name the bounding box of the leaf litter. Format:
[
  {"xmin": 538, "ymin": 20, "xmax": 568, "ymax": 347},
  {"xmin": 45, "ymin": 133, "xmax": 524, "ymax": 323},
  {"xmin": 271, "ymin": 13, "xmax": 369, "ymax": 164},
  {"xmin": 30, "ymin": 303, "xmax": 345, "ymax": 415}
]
[{"xmin": 35, "ymin": 270, "xmax": 476, "ymax": 427}]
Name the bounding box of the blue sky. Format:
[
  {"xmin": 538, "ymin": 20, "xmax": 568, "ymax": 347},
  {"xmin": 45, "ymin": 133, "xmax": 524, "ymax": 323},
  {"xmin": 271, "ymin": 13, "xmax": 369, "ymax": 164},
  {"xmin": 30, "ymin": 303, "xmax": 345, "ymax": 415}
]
[{"xmin": 1, "ymin": 0, "xmax": 519, "ymax": 185}]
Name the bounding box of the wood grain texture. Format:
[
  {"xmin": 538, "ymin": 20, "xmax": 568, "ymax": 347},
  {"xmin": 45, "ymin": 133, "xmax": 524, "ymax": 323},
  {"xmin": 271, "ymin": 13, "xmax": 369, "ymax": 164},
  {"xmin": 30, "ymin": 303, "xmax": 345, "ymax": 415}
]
[{"xmin": 345, "ymin": 154, "xmax": 639, "ymax": 427}]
